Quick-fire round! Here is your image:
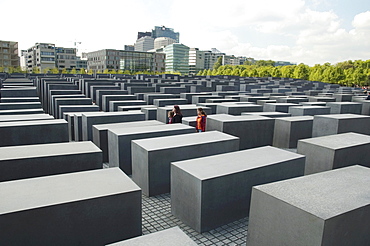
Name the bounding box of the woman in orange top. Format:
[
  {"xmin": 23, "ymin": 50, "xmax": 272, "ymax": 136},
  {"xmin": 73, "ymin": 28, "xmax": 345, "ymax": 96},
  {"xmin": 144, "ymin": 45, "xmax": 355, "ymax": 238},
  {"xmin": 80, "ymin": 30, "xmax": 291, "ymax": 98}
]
[{"xmin": 196, "ymin": 108, "xmax": 207, "ymax": 132}]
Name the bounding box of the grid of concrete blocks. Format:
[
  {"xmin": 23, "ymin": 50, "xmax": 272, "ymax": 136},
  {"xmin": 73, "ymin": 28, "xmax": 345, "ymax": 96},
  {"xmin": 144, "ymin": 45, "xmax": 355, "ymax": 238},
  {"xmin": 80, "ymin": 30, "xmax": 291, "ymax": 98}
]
[{"xmin": 0, "ymin": 72, "xmax": 369, "ymax": 245}]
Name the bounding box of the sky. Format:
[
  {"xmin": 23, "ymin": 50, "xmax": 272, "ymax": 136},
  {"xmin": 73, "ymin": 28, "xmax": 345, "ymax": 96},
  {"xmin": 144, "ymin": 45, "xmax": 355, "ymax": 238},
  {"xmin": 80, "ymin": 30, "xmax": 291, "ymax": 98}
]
[{"xmin": 2, "ymin": 0, "xmax": 370, "ymax": 66}]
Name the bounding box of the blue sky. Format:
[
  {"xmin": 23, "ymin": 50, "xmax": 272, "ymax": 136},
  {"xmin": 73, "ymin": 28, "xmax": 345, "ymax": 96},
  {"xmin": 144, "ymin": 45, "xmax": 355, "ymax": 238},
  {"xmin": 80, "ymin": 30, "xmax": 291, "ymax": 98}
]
[{"xmin": 3, "ymin": 0, "xmax": 370, "ymax": 66}]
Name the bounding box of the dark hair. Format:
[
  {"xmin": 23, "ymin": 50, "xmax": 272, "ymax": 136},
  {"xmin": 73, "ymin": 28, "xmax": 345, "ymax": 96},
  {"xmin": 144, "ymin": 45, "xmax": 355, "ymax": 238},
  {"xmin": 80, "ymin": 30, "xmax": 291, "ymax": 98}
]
[
  {"xmin": 173, "ymin": 105, "xmax": 182, "ymax": 115},
  {"xmin": 197, "ymin": 107, "xmax": 207, "ymax": 116}
]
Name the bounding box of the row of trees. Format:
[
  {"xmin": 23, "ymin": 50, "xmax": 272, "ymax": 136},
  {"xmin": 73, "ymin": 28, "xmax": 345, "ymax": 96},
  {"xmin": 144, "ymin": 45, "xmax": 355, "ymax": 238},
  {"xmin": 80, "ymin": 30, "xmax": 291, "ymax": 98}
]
[
  {"xmin": 0, "ymin": 66, "xmax": 169, "ymax": 76},
  {"xmin": 198, "ymin": 59, "xmax": 370, "ymax": 87}
]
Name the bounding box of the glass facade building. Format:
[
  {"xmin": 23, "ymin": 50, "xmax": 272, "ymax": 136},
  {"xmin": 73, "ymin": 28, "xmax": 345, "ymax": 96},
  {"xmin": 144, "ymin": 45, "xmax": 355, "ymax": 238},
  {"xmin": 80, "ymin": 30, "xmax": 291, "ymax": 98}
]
[
  {"xmin": 86, "ymin": 49, "xmax": 165, "ymax": 73},
  {"xmin": 164, "ymin": 43, "xmax": 189, "ymax": 75},
  {"xmin": 152, "ymin": 26, "xmax": 180, "ymax": 43}
]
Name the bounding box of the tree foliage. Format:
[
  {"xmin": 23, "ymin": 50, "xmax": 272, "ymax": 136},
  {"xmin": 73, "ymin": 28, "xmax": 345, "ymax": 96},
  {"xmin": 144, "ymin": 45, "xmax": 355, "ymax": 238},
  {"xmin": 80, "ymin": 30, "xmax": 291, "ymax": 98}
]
[{"xmin": 196, "ymin": 59, "xmax": 370, "ymax": 86}]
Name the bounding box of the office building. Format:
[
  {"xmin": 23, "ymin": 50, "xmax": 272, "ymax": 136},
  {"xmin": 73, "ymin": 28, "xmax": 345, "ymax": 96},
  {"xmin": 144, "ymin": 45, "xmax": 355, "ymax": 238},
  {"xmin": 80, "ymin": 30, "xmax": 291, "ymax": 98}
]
[
  {"xmin": 163, "ymin": 43, "xmax": 189, "ymax": 74},
  {"xmin": 0, "ymin": 40, "xmax": 20, "ymax": 68},
  {"xmin": 154, "ymin": 37, "xmax": 176, "ymax": 50},
  {"xmin": 138, "ymin": 31, "xmax": 152, "ymax": 40},
  {"xmin": 134, "ymin": 36, "xmax": 154, "ymax": 52},
  {"xmin": 86, "ymin": 49, "xmax": 165, "ymax": 73},
  {"xmin": 55, "ymin": 47, "xmax": 76, "ymax": 70},
  {"xmin": 124, "ymin": 45, "xmax": 135, "ymax": 51},
  {"xmin": 152, "ymin": 26, "xmax": 179, "ymax": 43},
  {"xmin": 189, "ymin": 48, "xmax": 205, "ymax": 75},
  {"xmin": 26, "ymin": 43, "xmax": 77, "ymax": 72}
]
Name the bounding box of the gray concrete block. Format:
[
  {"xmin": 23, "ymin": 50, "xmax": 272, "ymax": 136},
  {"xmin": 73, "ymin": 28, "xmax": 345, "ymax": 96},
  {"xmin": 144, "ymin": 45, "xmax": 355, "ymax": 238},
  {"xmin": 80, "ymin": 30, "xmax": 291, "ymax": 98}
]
[
  {"xmin": 0, "ymin": 168, "xmax": 142, "ymax": 245},
  {"xmin": 297, "ymin": 132, "xmax": 370, "ymax": 174},
  {"xmin": 107, "ymin": 227, "xmax": 197, "ymax": 246},
  {"xmin": 263, "ymin": 103, "xmax": 298, "ymax": 113},
  {"xmin": 59, "ymin": 105, "xmax": 100, "ymax": 119},
  {"xmin": 108, "ymin": 124, "xmax": 195, "ymax": 174},
  {"xmin": 153, "ymin": 98, "xmax": 188, "ymax": 107},
  {"xmin": 171, "ymin": 146, "xmax": 305, "ymax": 233},
  {"xmin": 273, "ymin": 116, "xmax": 314, "ymax": 148},
  {"xmin": 276, "ymin": 97, "xmax": 309, "ymax": 104},
  {"xmin": 96, "ymin": 90, "xmax": 128, "ymax": 109},
  {"xmin": 288, "ymin": 106, "xmax": 331, "ymax": 116},
  {"xmin": 109, "ymin": 100, "xmax": 147, "ymax": 112},
  {"xmin": 0, "ymin": 108, "xmax": 45, "ymax": 115},
  {"xmin": 82, "ymin": 111, "xmax": 145, "ymax": 141},
  {"xmin": 0, "ymin": 119, "xmax": 68, "ymax": 147},
  {"xmin": 102, "ymin": 95, "xmax": 137, "ymax": 111},
  {"xmin": 0, "ymin": 141, "xmax": 102, "ymax": 182},
  {"xmin": 241, "ymin": 112, "xmax": 291, "ymax": 118},
  {"xmin": 0, "ymin": 114, "xmax": 54, "ymax": 122},
  {"xmin": 141, "ymin": 107, "xmax": 157, "ymax": 120},
  {"xmin": 326, "ymin": 102, "xmax": 362, "ymax": 114},
  {"xmin": 0, "ymin": 102, "xmax": 42, "ymax": 110},
  {"xmin": 143, "ymin": 94, "xmax": 179, "ymax": 105},
  {"xmin": 312, "ymin": 114, "xmax": 370, "ymax": 137},
  {"xmin": 192, "ymin": 95, "xmax": 222, "ymax": 104},
  {"xmin": 132, "ymin": 131, "xmax": 240, "ymax": 196},
  {"xmin": 206, "ymin": 114, "xmax": 274, "ymax": 149},
  {"xmin": 92, "ymin": 120, "xmax": 164, "ymax": 162},
  {"xmin": 216, "ymin": 104, "xmax": 263, "ymax": 115},
  {"xmin": 308, "ymin": 96, "xmax": 336, "ymax": 102},
  {"xmin": 246, "ymin": 165, "xmax": 370, "ymax": 246},
  {"xmin": 54, "ymin": 98, "xmax": 93, "ymax": 118}
]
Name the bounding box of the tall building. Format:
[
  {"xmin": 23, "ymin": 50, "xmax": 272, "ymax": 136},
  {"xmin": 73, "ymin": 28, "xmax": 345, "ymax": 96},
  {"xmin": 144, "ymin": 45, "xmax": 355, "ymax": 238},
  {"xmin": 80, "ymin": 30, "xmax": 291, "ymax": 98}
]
[
  {"xmin": 0, "ymin": 40, "xmax": 20, "ymax": 68},
  {"xmin": 26, "ymin": 43, "xmax": 76, "ymax": 72},
  {"xmin": 26, "ymin": 43, "xmax": 56, "ymax": 72},
  {"xmin": 20, "ymin": 50, "xmax": 28, "ymax": 71},
  {"xmin": 154, "ymin": 37, "xmax": 177, "ymax": 50},
  {"xmin": 124, "ymin": 45, "xmax": 135, "ymax": 51},
  {"xmin": 55, "ymin": 47, "xmax": 76, "ymax": 70},
  {"xmin": 137, "ymin": 31, "xmax": 152, "ymax": 40},
  {"xmin": 203, "ymin": 49, "xmax": 225, "ymax": 70},
  {"xmin": 189, "ymin": 48, "xmax": 205, "ymax": 74},
  {"xmin": 152, "ymin": 26, "xmax": 179, "ymax": 43},
  {"xmin": 86, "ymin": 49, "xmax": 165, "ymax": 73},
  {"xmin": 134, "ymin": 36, "xmax": 154, "ymax": 52},
  {"xmin": 163, "ymin": 43, "xmax": 189, "ymax": 74}
]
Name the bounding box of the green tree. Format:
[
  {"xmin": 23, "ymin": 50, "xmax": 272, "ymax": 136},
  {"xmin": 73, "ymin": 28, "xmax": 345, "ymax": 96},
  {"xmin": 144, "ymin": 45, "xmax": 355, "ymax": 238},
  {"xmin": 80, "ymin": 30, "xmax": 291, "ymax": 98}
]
[
  {"xmin": 213, "ymin": 56, "xmax": 223, "ymax": 70},
  {"xmin": 61, "ymin": 68, "xmax": 68, "ymax": 74},
  {"xmin": 70, "ymin": 68, "xmax": 77, "ymax": 74},
  {"xmin": 32, "ymin": 67, "xmax": 40, "ymax": 74},
  {"xmin": 103, "ymin": 69, "xmax": 110, "ymax": 74},
  {"xmin": 293, "ymin": 63, "xmax": 310, "ymax": 80},
  {"xmin": 79, "ymin": 68, "xmax": 86, "ymax": 74}
]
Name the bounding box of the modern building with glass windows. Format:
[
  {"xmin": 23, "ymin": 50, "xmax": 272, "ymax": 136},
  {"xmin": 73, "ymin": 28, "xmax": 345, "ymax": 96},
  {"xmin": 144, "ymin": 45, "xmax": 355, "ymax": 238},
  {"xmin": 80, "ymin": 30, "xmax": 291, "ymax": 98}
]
[
  {"xmin": 134, "ymin": 36, "xmax": 154, "ymax": 52},
  {"xmin": 152, "ymin": 26, "xmax": 179, "ymax": 43},
  {"xmin": 163, "ymin": 43, "xmax": 189, "ymax": 75},
  {"xmin": 26, "ymin": 43, "xmax": 76, "ymax": 72},
  {"xmin": 86, "ymin": 49, "xmax": 165, "ymax": 73},
  {"xmin": 0, "ymin": 40, "xmax": 20, "ymax": 68}
]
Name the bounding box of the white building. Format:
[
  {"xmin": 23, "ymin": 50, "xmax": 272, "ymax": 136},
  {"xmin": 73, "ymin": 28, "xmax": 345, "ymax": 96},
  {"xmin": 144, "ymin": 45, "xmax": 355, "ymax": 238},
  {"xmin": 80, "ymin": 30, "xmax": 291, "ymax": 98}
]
[
  {"xmin": 154, "ymin": 37, "xmax": 177, "ymax": 50},
  {"xmin": 134, "ymin": 36, "xmax": 154, "ymax": 52}
]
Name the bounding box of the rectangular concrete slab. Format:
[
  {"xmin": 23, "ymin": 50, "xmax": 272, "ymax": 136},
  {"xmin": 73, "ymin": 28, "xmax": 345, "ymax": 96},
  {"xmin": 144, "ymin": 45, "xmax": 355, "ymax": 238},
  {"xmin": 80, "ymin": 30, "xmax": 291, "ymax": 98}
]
[
  {"xmin": 0, "ymin": 168, "xmax": 142, "ymax": 245},
  {"xmin": 108, "ymin": 124, "xmax": 195, "ymax": 174},
  {"xmin": 206, "ymin": 114, "xmax": 275, "ymax": 150},
  {"xmin": 0, "ymin": 119, "xmax": 68, "ymax": 147},
  {"xmin": 82, "ymin": 111, "xmax": 145, "ymax": 141},
  {"xmin": 132, "ymin": 131, "xmax": 240, "ymax": 196},
  {"xmin": 171, "ymin": 146, "xmax": 305, "ymax": 233},
  {"xmin": 246, "ymin": 165, "xmax": 370, "ymax": 246},
  {"xmin": 273, "ymin": 116, "xmax": 314, "ymax": 148},
  {"xmin": 0, "ymin": 141, "xmax": 102, "ymax": 182},
  {"xmin": 312, "ymin": 114, "xmax": 370, "ymax": 137},
  {"xmin": 297, "ymin": 132, "xmax": 370, "ymax": 174},
  {"xmin": 92, "ymin": 120, "xmax": 164, "ymax": 162},
  {"xmin": 107, "ymin": 227, "xmax": 197, "ymax": 246}
]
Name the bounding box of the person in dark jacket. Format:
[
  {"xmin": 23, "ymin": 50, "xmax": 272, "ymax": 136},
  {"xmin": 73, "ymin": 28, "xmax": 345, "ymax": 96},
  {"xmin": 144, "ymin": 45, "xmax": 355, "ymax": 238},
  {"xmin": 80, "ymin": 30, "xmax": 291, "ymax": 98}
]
[{"xmin": 171, "ymin": 105, "xmax": 183, "ymax": 123}]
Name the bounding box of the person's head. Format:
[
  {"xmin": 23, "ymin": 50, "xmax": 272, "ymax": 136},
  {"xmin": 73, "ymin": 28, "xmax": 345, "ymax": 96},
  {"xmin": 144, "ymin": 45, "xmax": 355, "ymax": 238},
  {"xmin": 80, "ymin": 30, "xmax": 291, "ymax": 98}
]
[
  {"xmin": 197, "ymin": 107, "xmax": 207, "ymax": 116},
  {"xmin": 168, "ymin": 111, "xmax": 174, "ymax": 118},
  {"xmin": 173, "ymin": 105, "xmax": 182, "ymax": 115}
]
